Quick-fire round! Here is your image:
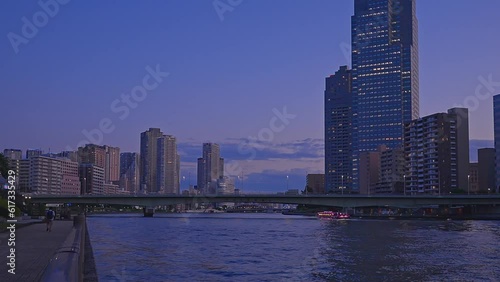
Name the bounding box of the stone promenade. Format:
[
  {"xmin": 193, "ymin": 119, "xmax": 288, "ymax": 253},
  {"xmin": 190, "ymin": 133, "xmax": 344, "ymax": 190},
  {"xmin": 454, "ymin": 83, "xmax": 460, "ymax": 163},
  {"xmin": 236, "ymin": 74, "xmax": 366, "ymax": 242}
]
[{"xmin": 0, "ymin": 220, "xmax": 74, "ymax": 282}]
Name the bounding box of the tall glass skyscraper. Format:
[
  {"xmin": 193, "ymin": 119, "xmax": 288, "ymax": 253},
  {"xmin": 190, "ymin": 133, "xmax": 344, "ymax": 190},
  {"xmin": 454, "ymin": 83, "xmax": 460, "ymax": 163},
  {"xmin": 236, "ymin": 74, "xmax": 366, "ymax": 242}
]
[
  {"xmin": 493, "ymin": 94, "xmax": 500, "ymax": 193},
  {"xmin": 324, "ymin": 66, "xmax": 353, "ymax": 193},
  {"xmin": 351, "ymin": 0, "xmax": 419, "ymax": 190},
  {"xmin": 140, "ymin": 128, "xmax": 164, "ymax": 193}
]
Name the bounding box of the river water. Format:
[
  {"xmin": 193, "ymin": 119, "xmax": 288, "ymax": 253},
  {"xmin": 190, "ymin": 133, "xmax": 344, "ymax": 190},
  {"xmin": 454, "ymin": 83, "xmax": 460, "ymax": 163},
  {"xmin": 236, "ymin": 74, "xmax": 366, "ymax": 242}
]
[{"xmin": 87, "ymin": 213, "xmax": 500, "ymax": 281}]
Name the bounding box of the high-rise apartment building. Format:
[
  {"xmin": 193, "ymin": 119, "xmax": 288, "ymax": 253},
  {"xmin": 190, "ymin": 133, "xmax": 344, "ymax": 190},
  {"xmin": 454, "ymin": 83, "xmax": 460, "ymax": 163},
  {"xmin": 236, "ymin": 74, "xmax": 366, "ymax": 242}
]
[
  {"xmin": 78, "ymin": 144, "xmax": 106, "ymax": 168},
  {"xmin": 79, "ymin": 164, "xmax": 105, "ymax": 195},
  {"xmin": 157, "ymin": 135, "xmax": 180, "ymax": 194},
  {"xmin": 324, "ymin": 66, "xmax": 352, "ymax": 193},
  {"xmin": 376, "ymin": 146, "xmax": 405, "ymax": 194},
  {"xmin": 351, "ymin": 0, "xmax": 419, "ymax": 190},
  {"xmin": 104, "ymin": 146, "xmax": 120, "ymax": 183},
  {"xmin": 197, "ymin": 143, "xmax": 224, "ymax": 194},
  {"xmin": 358, "ymin": 148, "xmax": 383, "ymax": 195},
  {"xmin": 29, "ymin": 155, "xmax": 62, "ymax": 194},
  {"xmin": 60, "ymin": 158, "xmax": 81, "ymax": 195},
  {"xmin": 3, "ymin": 149, "xmax": 23, "ymax": 192},
  {"xmin": 19, "ymin": 159, "xmax": 30, "ymax": 193},
  {"xmin": 469, "ymin": 163, "xmax": 479, "ymax": 193},
  {"xmin": 120, "ymin": 152, "xmax": 140, "ymax": 194},
  {"xmin": 404, "ymin": 108, "xmax": 469, "ymax": 194},
  {"xmin": 140, "ymin": 128, "xmax": 164, "ymax": 193}
]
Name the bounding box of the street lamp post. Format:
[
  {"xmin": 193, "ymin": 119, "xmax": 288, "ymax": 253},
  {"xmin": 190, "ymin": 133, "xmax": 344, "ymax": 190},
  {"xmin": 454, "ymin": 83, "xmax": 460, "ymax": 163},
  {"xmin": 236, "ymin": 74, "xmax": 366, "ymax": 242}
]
[
  {"xmin": 83, "ymin": 177, "xmax": 87, "ymax": 195},
  {"xmin": 341, "ymin": 175, "xmax": 344, "ymax": 195},
  {"xmin": 438, "ymin": 170, "xmax": 441, "ymax": 196},
  {"xmin": 403, "ymin": 175, "xmax": 406, "ymax": 196},
  {"xmin": 305, "ymin": 171, "xmax": 308, "ymax": 195},
  {"xmin": 467, "ymin": 174, "xmax": 470, "ymax": 195},
  {"xmin": 286, "ymin": 175, "xmax": 289, "ymax": 191}
]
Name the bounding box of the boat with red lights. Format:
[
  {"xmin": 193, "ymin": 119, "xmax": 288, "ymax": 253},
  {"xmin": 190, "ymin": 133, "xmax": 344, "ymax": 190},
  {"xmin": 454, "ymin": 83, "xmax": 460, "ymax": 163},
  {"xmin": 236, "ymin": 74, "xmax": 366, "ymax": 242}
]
[{"xmin": 316, "ymin": 211, "xmax": 350, "ymax": 220}]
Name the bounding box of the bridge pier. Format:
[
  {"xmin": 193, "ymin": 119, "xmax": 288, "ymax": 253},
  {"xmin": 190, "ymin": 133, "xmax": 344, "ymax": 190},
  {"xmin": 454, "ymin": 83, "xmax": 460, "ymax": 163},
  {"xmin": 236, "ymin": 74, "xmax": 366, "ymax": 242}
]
[{"xmin": 143, "ymin": 207, "xmax": 155, "ymax": 217}]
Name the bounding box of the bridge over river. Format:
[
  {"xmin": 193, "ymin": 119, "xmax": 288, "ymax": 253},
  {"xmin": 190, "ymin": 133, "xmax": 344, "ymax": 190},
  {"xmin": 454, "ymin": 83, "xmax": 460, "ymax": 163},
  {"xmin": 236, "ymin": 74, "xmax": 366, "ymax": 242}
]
[{"xmin": 30, "ymin": 194, "xmax": 500, "ymax": 208}]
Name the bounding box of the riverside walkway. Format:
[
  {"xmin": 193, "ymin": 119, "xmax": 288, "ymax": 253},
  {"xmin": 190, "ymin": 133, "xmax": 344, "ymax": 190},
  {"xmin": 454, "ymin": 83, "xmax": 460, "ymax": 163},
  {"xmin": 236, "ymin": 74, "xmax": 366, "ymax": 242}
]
[{"xmin": 0, "ymin": 220, "xmax": 73, "ymax": 282}]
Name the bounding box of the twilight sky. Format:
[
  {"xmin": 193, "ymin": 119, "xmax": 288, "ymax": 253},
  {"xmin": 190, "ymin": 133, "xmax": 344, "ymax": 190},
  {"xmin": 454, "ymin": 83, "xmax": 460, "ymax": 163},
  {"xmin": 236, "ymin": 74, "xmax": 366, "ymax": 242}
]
[{"xmin": 1, "ymin": 0, "xmax": 499, "ymax": 192}]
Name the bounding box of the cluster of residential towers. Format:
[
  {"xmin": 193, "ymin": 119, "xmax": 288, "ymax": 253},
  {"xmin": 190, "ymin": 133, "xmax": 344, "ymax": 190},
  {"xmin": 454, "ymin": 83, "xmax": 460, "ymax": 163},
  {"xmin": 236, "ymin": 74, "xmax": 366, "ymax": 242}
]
[{"xmin": 2, "ymin": 128, "xmax": 234, "ymax": 195}]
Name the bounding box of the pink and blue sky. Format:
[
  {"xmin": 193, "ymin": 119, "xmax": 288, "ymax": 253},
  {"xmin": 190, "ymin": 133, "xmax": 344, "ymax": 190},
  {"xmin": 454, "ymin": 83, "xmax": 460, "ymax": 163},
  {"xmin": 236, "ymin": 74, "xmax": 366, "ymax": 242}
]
[{"xmin": 1, "ymin": 0, "xmax": 499, "ymax": 192}]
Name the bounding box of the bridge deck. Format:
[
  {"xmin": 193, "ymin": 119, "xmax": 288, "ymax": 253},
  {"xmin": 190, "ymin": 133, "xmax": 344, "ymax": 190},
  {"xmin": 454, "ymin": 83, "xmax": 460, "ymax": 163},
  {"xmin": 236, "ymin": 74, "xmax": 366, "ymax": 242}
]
[{"xmin": 30, "ymin": 195, "xmax": 500, "ymax": 208}]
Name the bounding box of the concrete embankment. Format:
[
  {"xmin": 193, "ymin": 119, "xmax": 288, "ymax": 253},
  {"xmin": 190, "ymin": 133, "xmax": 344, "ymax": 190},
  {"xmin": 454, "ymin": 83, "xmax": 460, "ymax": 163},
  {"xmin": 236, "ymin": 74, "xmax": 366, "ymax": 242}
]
[
  {"xmin": 83, "ymin": 224, "xmax": 98, "ymax": 282},
  {"xmin": 38, "ymin": 215, "xmax": 98, "ymax": 282},
  {"xmin": 0, "ymin": 220, "xmax": 73, "ymax": 281}
]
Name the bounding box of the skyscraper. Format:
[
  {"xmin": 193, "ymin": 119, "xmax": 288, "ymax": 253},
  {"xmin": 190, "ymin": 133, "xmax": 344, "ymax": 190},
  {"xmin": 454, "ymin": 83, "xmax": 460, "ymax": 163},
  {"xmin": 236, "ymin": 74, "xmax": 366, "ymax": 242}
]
[
  {"xmin": 157, "ymin": 135, "xmax": 180, "ymax": 194},
  {"xmin": 140, "ymin": 128, "xmax": 163, "ymax": 193},
  {"xmin": 79, "ymin": 163, "xmax": 105, "ymax": 195},
  {"xmin": 324, "ymin": 66, "xmax": 353, "ymax": 193},
  {"xmin": 376, "ymin": 146, "xmax": 405, "ymax": 194},
  {"xmin": 404, "ymin": 108, "xmax": 469, "ymax": 194},
  {"xmin": 60, "ymin": 158, "xmax": 81, "ymax": 195},
  {"xmin": 78, "ymin": 144, "xmax": 106, "ymax": 168},
  {"xmin": 197, "ymin": 143, "xmax": 224, "ymax": 194},
  {"xmin": 494, "ymin": 94, "xmax": 500, "ymax": 193},
  {"xmin": 120, "ymin": 152, "xmax": 140, "ymax": 194},
  {"xmin": 29, "ymin": 155, "xmax": 62, "ymax": 194},
  {"xmin": 104, "ymin": 145, "xmax": 120, "ymax": 183},
  {"xmin": 351, "ymin": 0, "xmax": 419, "ymax": 190}
]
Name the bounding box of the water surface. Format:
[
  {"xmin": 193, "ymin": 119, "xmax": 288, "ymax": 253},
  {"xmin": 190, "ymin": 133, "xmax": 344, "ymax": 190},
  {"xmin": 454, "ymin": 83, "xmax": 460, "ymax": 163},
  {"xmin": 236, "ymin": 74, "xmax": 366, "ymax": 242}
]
[{"xmin": 87, "ymin": 213, "xmax": 500, "ymax": 281}]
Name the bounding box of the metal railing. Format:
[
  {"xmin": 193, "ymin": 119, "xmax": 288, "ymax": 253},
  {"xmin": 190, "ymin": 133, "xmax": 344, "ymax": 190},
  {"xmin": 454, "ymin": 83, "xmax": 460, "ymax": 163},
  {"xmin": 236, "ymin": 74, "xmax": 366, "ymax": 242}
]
[{"xmin": 40, "ymin": 214, "xmax": 86, "ymax": 282}]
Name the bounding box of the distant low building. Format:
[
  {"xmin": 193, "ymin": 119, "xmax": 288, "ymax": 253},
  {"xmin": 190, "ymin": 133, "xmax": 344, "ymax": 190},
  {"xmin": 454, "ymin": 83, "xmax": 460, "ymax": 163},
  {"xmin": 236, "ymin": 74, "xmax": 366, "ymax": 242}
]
[
  {"xmin": 478, "ymin": 148, "xmax": 495, "ymax": 193},
  {"xmin": 4, "ymin": 149, "xmax": 23, "ymax": 192},
  {"xmin": 103, "ymin": 183, "xmax": 119, "ymax": 195},
  {"xmin": 217, "ymin": 176, "xmax": 235, "ymax": 195},
  {"xmin": 375, "ymin": 146, "xmax": 405, "ymax": 194},
  {"xmin": 469, "ymin": 163, "xmax": 479, "ymax": 193},
  {"xmin": 359, "ymin": 147, "xmax": 383, "ymax": 195},
  {"xmin": 285, "ymin": 189, "xmax": 300, "ymax": 195},
  {"xmin": 26, "ymin": 149, "xmax": 43, "ymax": 159},
  {"xmin": 306, "ymin": 174, "xmax": 325, "ymax": 194},
  {"xmin": 3, "ymin": 149, "xmax": 22, "ymax": 160}
]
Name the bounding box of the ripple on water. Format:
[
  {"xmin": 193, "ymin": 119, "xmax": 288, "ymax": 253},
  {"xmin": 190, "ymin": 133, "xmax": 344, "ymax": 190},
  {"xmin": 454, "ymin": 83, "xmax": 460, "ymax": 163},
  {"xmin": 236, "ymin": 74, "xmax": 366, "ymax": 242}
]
[{"xmin": 87, "ymin": 215, "xmax": 500, "ymax": 281}]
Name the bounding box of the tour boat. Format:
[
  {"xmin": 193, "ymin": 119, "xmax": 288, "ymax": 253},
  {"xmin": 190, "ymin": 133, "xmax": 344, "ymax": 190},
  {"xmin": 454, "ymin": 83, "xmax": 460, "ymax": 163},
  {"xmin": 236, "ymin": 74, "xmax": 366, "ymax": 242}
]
[{"xmin": 316, "ymin": 211, "xmax": 350, "ymax": 220}]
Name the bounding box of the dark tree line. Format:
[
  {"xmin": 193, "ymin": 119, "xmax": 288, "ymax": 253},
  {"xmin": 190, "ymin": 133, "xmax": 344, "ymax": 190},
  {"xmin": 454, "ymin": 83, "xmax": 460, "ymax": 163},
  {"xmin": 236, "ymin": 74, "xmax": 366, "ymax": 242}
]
[{"xmin": 0, "ymin": 153, "xmax": 8, "ymax": 178}]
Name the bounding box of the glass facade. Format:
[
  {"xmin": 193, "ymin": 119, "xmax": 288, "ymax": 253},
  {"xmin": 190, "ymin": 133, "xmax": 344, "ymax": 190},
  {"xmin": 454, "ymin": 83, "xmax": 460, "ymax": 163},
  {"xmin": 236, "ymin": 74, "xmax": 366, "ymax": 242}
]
[
  {"xmin": 324, "ymin": 66, "xmax": 352, "ymax": 193},
  {"xmin": 351, "ymin": 0, "xmax": 419, "ymax": 190},
  {"xmin": 494, "ymin": 94, "xmax": 500, "ymax": 193}
]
